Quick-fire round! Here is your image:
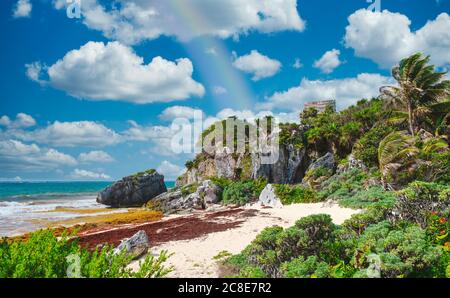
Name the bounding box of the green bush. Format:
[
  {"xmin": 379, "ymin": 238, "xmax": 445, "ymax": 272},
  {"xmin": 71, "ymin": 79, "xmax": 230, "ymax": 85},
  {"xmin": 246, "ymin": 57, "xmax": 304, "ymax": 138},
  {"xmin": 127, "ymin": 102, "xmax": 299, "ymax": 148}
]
[
  {"xmin": 0, "ymin": 230, "xmax": 172, "ymax": 278},
  {"xmin": 343, "ymin": 207, "xmax": 389, "ymax": 236},
  {"xmin": 390, "ymin": 181, "xmax": 450, "ymax": 228},
  {"xmin": 351, "ymin": 221, "xmax": 442, "ymax": 278},
  {"xmin": 237, "ymin": 215, "xmax": 339, "ymax": 277},
  {"xmin": 338, "ymin": 186, "xmax": 396, "ymax": 209},
  {"xmin": 180, "ymin": 183, "xmax": 199, "ymax": 196},
  {"xmin": 281, "ymin": 256, "xmax": 331, "ymax": 278},
  {"xmin": 352, "ymin": 125, "xmax": 393, "ymax": 167},
  {"xmin": 273, "ymin": 184, "xmax": 319, "ymax": 204},
  {"xmin": 317, "ymin": 168, "xmax": 368, "ymax": 201},
  {"xmin": 222, "ymin": 178, "xmax": 267, "ymax": 205}
]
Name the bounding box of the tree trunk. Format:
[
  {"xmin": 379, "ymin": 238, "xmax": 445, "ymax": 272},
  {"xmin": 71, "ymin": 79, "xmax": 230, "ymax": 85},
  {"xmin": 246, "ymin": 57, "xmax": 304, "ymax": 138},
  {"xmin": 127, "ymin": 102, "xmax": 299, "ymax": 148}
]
[{"xmin": 407, "ymin": 102, "xmax": 415, "ymax": 136}]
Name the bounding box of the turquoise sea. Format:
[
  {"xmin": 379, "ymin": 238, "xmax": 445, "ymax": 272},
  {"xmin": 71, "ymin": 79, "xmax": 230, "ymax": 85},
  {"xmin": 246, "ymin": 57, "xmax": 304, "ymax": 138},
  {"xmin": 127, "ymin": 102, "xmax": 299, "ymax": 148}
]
[
  {"xmin": 0, "ymin": 181, "xmax": 176, "ymax": 237},
  {"xmin": 0, "ymin": 181, "xmax": 176, "ymax": 200}
]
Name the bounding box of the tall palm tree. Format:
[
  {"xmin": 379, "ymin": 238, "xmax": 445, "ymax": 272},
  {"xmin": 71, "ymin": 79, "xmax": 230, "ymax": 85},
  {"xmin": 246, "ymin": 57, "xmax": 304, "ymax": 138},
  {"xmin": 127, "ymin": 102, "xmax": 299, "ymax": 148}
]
[{"xmin": 380, "ymin": 53, "xmax": 450, "ymax": 136}]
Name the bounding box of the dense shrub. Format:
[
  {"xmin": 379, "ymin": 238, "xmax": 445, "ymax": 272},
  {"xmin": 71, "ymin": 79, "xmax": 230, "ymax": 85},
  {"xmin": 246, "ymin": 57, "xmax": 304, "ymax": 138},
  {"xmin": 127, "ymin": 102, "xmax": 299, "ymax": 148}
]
[
  {"xmin": 318, "ymin": 168, "xmax": 368, "ymax": 201},
  {"xmin": 273, "ymin": 184, "xmax": 319, "ymax": 204},
  {"xmin": 0, "ymin": 230, "xmax": 171, "ymax": 278},
  {"xmin": 351, "ymin": 221, "xmax": 442, "ymax": 278},
  {"xmin": 222, "ymin": 178, "xmax": 267, "ymax": 205},
  {"xmin": 281, "ymin": 256, "xmax": 331, "ymax": 278},
  {"xmin": 338, "ymin": 186, "xmax": 396, "ymax": 209},
  {"xmin": 343, "ymin": 207, "xmax": 390, "ymax": 236},
  {"xmin": 234, "ymin": 215, "xmax": 339, "ymax": 277},
  {"xmin": 352, "ymin": 125, "xmax": 394, "ymax": 167},
  {"xmin": 389, "ymin": 181, "xmax": 450, "ymax": 228}
]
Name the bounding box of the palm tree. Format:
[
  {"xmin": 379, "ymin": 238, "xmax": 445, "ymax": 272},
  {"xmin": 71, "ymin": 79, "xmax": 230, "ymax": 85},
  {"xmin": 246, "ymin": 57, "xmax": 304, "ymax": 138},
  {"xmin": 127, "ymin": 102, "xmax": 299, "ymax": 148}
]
[
  {"xmin": 378, "ymin": 130, "xmax": 419, "ymax": 187},
  {"xmin": 380, "ymin": 53, "xmax": 450, "ymax": 136}
]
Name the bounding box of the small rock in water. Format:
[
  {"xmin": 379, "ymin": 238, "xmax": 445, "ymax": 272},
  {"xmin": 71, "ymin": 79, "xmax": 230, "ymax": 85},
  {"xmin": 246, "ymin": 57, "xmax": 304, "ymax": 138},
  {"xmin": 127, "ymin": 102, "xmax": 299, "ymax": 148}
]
[{"xmin": 113, "ymin": 230, "xmax": 150, "ymax": 259}]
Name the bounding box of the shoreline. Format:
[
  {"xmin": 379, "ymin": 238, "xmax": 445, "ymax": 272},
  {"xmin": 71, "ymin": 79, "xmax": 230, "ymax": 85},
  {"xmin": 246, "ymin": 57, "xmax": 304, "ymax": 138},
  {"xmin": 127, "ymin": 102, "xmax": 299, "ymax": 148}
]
[{"xmin": 66, "ymin": 202, "xmax": 360, "ymax": 278}]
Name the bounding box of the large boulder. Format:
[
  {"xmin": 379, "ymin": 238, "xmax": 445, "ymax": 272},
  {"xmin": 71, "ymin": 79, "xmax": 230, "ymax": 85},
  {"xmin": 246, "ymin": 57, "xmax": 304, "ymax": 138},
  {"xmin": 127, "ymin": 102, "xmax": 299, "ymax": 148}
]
[
  {"xmin": 97, "ymin": 170, "xmax": 167, "ymax": 207},
  {"xmin": 113, "ymin": 230, "xmax": 150, "ymax": 259},
  {"xmin": 258, "ymin": 184, "xmax": 283, "ymax": 208}
]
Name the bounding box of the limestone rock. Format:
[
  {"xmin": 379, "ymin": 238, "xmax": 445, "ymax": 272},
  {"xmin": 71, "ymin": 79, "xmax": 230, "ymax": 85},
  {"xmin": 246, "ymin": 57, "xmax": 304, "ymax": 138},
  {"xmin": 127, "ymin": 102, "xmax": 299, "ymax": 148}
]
[
  {"xmin": 113, "ymin": 230, "xmax": 150, "ymax": 259},
  {"xmin": 307, "ymin": 152, "xmax": 335, "ymax": 172},
  {"xmin": 258, "ymin": 184, "xmax": 283, "ymax": 208},
  {"xmin": 149, "ymin": 180, "xmax": 222, "ymax": 214}
]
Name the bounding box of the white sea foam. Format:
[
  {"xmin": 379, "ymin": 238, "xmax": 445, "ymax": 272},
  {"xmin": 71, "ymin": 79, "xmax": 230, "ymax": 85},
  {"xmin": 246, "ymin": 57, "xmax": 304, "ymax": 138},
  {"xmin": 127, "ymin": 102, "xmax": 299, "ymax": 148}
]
[{"xmin": 0, "ymin": 194, "xmax": 109, "ymax": 237}]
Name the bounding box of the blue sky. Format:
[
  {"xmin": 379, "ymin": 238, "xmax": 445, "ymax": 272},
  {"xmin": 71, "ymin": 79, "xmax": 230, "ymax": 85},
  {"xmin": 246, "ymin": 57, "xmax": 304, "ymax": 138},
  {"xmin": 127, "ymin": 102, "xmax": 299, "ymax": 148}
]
[{"xmin": 1, "ymin": 0, "xmax": 449, "ymax": 181}]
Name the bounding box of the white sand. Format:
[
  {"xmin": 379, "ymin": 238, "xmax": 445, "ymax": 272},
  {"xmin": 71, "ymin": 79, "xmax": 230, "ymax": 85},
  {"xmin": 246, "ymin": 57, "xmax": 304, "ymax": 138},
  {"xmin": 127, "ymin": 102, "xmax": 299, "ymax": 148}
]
[{"xmin": 132, "ymin": 203, "xmax": 360, "ymax": 278}]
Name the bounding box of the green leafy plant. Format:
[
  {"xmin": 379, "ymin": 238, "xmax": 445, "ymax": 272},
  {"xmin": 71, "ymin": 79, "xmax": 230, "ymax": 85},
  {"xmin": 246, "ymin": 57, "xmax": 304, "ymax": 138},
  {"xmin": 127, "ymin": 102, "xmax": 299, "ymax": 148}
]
[{"xmin": 0, "ymin": 230, "xmax": 172, "ymax": 278}]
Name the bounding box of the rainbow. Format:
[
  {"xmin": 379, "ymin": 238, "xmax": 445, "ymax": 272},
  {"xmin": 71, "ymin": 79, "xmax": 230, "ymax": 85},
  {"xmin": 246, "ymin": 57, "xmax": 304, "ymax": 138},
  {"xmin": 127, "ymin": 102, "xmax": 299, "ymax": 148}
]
[{"xmin": 166, "ymin": 0, "xmax": 255, "ymax": 111}]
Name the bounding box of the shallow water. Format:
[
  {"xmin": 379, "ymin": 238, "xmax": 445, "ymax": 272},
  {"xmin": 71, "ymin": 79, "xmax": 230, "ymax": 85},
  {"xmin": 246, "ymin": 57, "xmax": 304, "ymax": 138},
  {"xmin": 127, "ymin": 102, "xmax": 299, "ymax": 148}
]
[{"xmin": 0, "ymin": 181, "xmax": 175, "ymax": 237}]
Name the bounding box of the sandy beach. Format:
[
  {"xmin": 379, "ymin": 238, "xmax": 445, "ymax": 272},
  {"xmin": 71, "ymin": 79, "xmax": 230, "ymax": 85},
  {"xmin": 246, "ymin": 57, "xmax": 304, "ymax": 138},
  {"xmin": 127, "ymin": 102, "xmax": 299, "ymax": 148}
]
[{"xmin": 128, "ymin": 203, "xmax": 360, "ymax": 278}]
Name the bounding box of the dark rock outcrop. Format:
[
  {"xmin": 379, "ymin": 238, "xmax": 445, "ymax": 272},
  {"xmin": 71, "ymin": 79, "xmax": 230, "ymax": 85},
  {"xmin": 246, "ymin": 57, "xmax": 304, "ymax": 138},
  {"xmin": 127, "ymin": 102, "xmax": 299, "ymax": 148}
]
[{"xmin": 97, "ymin": 170, "xmax": 167, "ymax": 207}]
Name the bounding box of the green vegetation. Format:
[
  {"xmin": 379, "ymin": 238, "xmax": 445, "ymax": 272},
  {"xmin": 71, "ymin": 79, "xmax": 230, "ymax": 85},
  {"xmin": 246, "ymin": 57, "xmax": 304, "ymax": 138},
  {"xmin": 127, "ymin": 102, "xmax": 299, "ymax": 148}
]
[
  {"xmin": 180, "ymin": 182, "xmax": 199, "ymax": 196},
  {"xmin": 222, "ymin": 178, "xmax": 267, "ymax": 206},
  {"xmin": 273, "ymin": 184, "xmax": 319, "ymax": 204},
  {"xmin": 222, "ymin": 53, "xmax": 450, "ymax": 279},
  {"xmin": 0, "ymin": 230, "xmax": 172, "ymax": 278}
]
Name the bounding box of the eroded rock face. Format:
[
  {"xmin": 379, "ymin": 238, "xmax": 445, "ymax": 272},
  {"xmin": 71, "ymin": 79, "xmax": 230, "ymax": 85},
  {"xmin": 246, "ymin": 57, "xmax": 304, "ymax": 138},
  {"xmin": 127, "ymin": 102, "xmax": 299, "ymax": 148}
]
[
  {"xmin": 149, "ymin": 180, "xmax": 222, "ymax": 214},
  {"xmin": 258, "ymin": 184, "xmax": 283, "ymax": 208},
  {"xmin": 252, "ymin": 145, "xmax": 307, "ymax": 184},
  {"xmin": 113, "ymin": 230, "xmax": 150, "ymax": 259},
  {"xmin": 97, "ymin": 171, "xmax": 167, "ymax": 207},
  {"xmin": 306, "ymin": 152, "xmax": 335, "ymax": 173},
  {"xmin": 197, "ymin": 180, "xmax": 221, "ymax": 205}
]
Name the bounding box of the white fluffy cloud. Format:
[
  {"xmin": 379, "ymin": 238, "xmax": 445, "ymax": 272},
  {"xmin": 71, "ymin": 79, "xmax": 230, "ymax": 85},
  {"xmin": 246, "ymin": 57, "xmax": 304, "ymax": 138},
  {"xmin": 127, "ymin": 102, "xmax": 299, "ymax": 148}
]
[
  {"xmin": 314, "ymin": 49, "xmax": 342, "ymax": 74},
  {"xmin": 71, "ymin": 169, "xmax": 111, "ymax": 180},
  {"xmin": 13, "ymin": 0, "xmax": 32, "ymax": 18},
  {"xmin": 78, "ymin": 151, "xmax": 114, "ymax": 163},
  {"xmin": 344, "ymin": 10, "xmax": 450, "ymax": 68},
  {"xmin": 260, "ymin": 73, "xmax": 394, "ymax": 111},
  {"xmin": 0, "ymin": 139, "xmax": 77, "ymax": 172},
  {"xmin": 53, "ymin": 0, "xmax": 305, "ymax": 44},
  {"xmin": 0, "ymin": 113, "xmax": 36, "ymax": 129},
  {"xmin": 156, "ymin": 160, "xmax": 184, "ymax": 181},
  {"xmin": 12, "ymin": 121, "xmax": 121, "ymax": 147},
  {"xmin": 27, "ymin": 41, "xmax": 205, "ymax": 103},
  {"xmin": 233, "ymin": 50, "xmax": 282, "ymax": 81},
  {"xmin": 159, "ymin": 106, "xmax": 204, "ymax": 121}
]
